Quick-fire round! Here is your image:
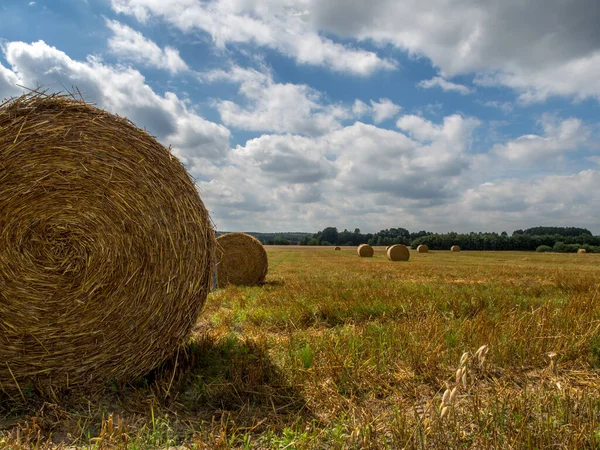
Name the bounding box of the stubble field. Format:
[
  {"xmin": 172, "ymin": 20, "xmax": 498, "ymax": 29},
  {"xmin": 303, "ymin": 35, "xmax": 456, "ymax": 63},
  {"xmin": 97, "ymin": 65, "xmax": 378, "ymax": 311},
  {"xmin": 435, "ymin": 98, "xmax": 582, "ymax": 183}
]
[{"xmin": 2, "ymin": 247, "xmax": 600, "ymax": 449}]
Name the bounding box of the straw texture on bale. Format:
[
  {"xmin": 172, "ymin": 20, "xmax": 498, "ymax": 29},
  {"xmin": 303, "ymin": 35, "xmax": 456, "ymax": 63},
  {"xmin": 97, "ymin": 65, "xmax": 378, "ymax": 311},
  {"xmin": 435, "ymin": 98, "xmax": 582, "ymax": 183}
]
[
  {"xmin": 0, "ymin": 93, "xmax": 215, "ymax": 391},
  {"xmin": 417, "ymin": 244, "xmax": 429, "ymax": 253},
  {"xmin": 357, "ymin": 244, "xmax": 374, "ymax": 257},
  {"xmin": 216, "ymin": 232, "xmax": 268, "ymax": 287},
  {"xmin": 578, "ymin": 249, "xmax": 587, "ymax": 254},
  {"xmin": 451, "ymin": 245, "xmax": 461, "ymax": 252},
  {"xmin": 387, "ymin": 244, "xmax": 410, "ymax": 261},
  {"xmin": 334, "ymin": 246, "xmax": 341, "ymax": 250}
]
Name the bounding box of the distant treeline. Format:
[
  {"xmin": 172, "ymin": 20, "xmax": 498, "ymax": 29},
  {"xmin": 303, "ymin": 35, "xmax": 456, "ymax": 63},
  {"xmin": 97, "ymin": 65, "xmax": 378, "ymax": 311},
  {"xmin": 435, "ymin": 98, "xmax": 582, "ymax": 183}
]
[
  {"xmin": 297, "ymin": 227, "xmax": 427, "ymax": 246},
  {"xmin": 291, "ymin": 226, "xmax": 600, "ymax": 252},
  {"xmin": 216, "ymin": 231, "xmax": 312, "ymax": 245},
  {"xmin": 411, "ymin": 232, "xmax": 600, "ymax": 252},
  {"xmin": 512, "ymin": 227, "xmax": 592, "ymax": 237}
]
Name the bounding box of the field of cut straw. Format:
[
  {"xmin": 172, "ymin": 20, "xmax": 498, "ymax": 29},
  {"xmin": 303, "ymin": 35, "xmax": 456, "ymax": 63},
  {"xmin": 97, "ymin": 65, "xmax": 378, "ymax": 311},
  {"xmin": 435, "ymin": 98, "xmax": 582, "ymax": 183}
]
[{"xmin": 2, "ymin": 247, "xmax": 600, "ymax": 449}]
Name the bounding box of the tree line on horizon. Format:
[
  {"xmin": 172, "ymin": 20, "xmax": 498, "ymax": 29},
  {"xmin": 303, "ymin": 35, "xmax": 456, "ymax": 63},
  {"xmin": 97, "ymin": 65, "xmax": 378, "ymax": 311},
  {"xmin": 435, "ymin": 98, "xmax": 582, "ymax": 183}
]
[{"xmin": 263, "ymin": 226, "xmax": 600, "ymax": 252}]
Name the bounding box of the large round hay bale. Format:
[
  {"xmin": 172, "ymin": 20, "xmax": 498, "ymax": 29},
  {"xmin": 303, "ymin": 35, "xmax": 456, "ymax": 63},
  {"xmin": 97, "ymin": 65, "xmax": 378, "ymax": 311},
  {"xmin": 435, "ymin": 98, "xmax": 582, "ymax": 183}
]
[
  {"xmin": 0, "ymin": 93, "xmax": 215, "ymax": 391},
  {"xmin": 578, "ymin": 248, "xmax": 587, "ymax": 254},
  {"xmin": 451, "ymin": 245, "xmax": 461, "ymax": 252},
  {"xmin": 417, "ymin": 244, "xmax": 429, "ymax": 253},
  {"xmin": 216, "ymin": 232, "xmax": 268, "ymax": 287},
  {"xmin": 387, "ymin": 244, "xmax": 410, "ymax": 261},
  {"xmin": 357, "ymin": 244, "xmax": 374, "ymax": 257},
  {"xmin": 334, "ymin": 246, "xmax": 341, "ymax": 250}
]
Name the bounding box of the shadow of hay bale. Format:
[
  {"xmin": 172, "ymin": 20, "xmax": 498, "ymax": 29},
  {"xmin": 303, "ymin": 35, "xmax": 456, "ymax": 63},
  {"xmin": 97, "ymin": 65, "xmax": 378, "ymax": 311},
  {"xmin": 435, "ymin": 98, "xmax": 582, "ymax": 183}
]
[
  {"xmin": 0, "ymin": 332, "xmax": 311, "ymax": 447},
  {"xmin": 155, "ymin": 334, "xmax": 303, "ymax": 411}
]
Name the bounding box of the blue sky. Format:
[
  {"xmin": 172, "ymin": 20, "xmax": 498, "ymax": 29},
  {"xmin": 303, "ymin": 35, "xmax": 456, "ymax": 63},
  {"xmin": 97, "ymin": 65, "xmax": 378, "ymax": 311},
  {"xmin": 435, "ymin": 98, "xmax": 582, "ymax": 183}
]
[{"xmin": 1, "ymin": 0, "xmax": 599, "ymax": 233}]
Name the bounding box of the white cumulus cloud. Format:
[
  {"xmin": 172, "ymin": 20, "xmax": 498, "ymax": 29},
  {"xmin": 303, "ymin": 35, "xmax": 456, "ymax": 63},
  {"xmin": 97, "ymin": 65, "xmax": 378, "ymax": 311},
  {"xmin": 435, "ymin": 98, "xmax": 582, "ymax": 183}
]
[
  {"xmin": 492, "ymin": 117, "xmax": 590, "ymax": 163},
  {"xmin": 203, "ymin": 65, "xmax": 350, "ymax": 135},
  {"xmin": 307, "ymin": 0, "xmax": 600, "ymax": 102},
  {"xmin": 352, "ymin": 99, "xmax": 371, "ymax": 118},
  {"xmin": 1, "ymin": 40, "xmax": 229, "ymax": 162},
  {"xmin": 418, "ymin": 76, "xmax": 473, "ymax": 95},
  {"xmin": 370, "ymin": 98, "xmax": 401, "ymax": 123},
  {"xmin": 196, "ymin": 113, "xmax": 482, "ymax": 231},
  {"xmin": 105, "ymin": 19, "xmax": 188, "ymax": 73},
  {"xmin": 456, "ymin": 170, "xmax": 600, "ymax": 229},
  {"xmin": 0, "ymin": 63, "xmax": 22, "ymax": 100},
  {"xmin": 110, "ymin": 0, "xmax": 396, "ymax": 76}
]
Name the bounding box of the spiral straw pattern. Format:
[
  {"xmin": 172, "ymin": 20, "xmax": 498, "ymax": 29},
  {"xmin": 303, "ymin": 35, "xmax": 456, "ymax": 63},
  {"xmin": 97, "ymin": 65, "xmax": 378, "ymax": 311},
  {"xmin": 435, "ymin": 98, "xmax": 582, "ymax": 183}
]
[
  {"xmin": 0, "ymin": 93, "xmax": 215, "ymax": 391},
  {"xmin": 216, "ymin": 233, "xmax": 268, "ymax": 287}
]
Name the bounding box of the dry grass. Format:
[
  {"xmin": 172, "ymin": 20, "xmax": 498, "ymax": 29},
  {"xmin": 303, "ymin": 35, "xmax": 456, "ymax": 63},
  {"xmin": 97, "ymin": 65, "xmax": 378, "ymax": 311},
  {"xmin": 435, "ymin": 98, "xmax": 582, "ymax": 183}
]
[
  {"xmin": 216, "ymin": 233, "xmax": 268, "ymax": 287},
  {"xmin": 2, "ymin": 248, "xmax": 600, "ymax": 449},
  {"xmin": 0, "ymin": 93, "xmax": 215, "ymax": 393}
]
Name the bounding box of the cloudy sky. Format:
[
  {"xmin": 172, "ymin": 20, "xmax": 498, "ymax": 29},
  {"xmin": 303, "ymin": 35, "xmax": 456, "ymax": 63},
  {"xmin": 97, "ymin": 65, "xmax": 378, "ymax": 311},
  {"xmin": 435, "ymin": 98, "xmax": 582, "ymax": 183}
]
[{"xmin": 1, "ymin": 0, "xmax": 599, "ymax": 233}]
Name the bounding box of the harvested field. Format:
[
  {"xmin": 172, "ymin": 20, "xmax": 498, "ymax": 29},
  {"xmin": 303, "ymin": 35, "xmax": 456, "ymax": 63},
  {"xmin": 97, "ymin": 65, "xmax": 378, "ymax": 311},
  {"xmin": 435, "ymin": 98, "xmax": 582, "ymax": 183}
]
[{"xmin": 2, "ymin": 248, "xmax": 600, "ymax": 449}]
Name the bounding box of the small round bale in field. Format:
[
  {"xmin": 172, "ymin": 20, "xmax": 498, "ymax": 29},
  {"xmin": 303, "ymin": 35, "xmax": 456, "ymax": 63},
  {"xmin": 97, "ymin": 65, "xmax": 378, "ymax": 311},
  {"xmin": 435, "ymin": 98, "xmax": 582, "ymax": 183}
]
[
  {"xmin": 578, "ymin": 248, "xmax": 587, "ymax": 254},
  {"xmin": 0, "ymin": 93, "xmax": 215, "ymax": 391},
  {"xmin": 417, "ymin": 244, "xmax": 429, "ymax": 253},
  {"xmin": 334, "ymin": 246, "xmax": 341, "ymax": 250},
  {"xmin": 451, "ymin": 245, "xmax": 461, "ymax": 252},
  {"xmin": 216, "ymin": 232, "xmax": 268, "ymax": 287},
  {"xmin": 387, "ymin": 244, "xmax": 410, "ymax": 261},
  {"xmin": 357, "ymin": 244, "xmax": 374, "ymax": 257}
]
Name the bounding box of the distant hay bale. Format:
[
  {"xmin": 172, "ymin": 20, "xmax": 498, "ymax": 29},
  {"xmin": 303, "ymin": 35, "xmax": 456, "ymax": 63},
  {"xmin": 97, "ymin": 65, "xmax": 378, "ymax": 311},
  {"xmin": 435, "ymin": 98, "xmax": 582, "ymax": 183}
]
[
  {"xmin": 216, "ymin": 232, "xmax": 268, "ymax": 287},
  {"xmin": 387, "ymin": 244, "xmax": 410, "ymax": 261},
  {"xmin": 0, "ymin": 93, "xmax": 215, "ymax": 391},
  {"xmin": 334, "ymin": 246, "xmax": 341, "ymax": 250},
  {"xmin": 357, "ymin": 244, "xmax": 374, "ymax": 257},
  {"xmin": 451, "ymin": 245, "xmax": 461, "ymax": 252},
  {"xmin": 578, "ymin": 248, "xmax": 587, "ymax": 254},
  {"xmin": 417, "ymin": 244, "xmax": 429, "ymax": 253}
]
